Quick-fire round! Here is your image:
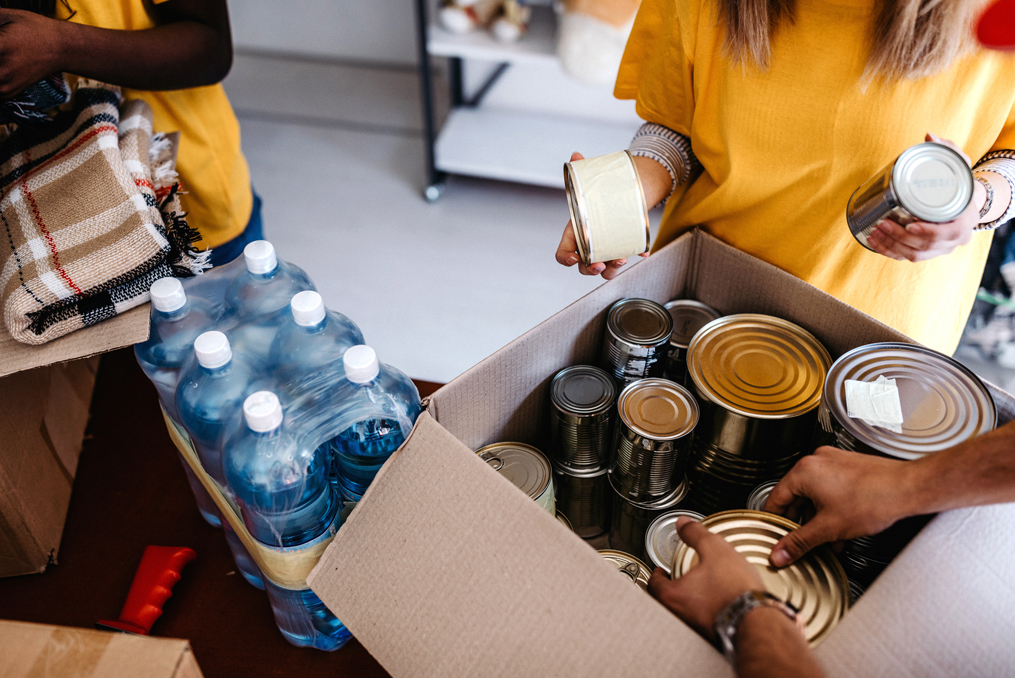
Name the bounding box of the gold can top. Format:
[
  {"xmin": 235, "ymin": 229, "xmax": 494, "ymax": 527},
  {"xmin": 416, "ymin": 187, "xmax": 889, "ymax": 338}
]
[
  {"xmin": 598, "ymin": 549, "xmax": 652, "ymax": 590},
  {"xmin": 476, "ymin": 442, "xmax": 552, "ymax": 502},
  {"xmin": 671, "ymin": 510, "xmax": 848, "ymax": 646},
  {"xmin": 688, "ymin": 314, "xmax": 832, "ymax": 418},
  {"xmin": 617, "ymin": 378, "xmax": 699, "ymax": 440}
]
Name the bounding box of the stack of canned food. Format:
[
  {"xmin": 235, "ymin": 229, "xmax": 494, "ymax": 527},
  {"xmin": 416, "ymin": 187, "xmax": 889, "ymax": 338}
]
[{"xmin": 474, "ymin": 298, "xmax": 998, "ymax": 620}]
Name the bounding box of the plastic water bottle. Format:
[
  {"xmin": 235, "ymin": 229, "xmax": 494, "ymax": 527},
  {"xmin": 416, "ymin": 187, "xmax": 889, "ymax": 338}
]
[
  {"xmin": 224, "ymin": 391, "xmax": 350, "ymax": 651},
  {"xmin": 179, "ymin": 253, "xmax": 246, "ymax": 321},
  {"xmin": 269, "ymin": 291, "xmax": 364, "ymax": 400},
  {"xmin": 135, "ymin": 278, "xmax": 221, "ymax": 527},
  {"xmin": 176, "ymin": 331, "xmax": 266, "ymax": 590},
  {"xmin": 224, "ymin": 241, "xmax": 316, "ymax": 362},
  {"xmin": 330, "ymin": 346, "xmax": 421, "ymax": 501}
]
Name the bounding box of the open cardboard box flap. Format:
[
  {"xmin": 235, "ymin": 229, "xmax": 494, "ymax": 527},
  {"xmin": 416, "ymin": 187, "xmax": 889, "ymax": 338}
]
[{"xmin": 309, "ymin": 231, "xmax": 1015, "ymax": 677}]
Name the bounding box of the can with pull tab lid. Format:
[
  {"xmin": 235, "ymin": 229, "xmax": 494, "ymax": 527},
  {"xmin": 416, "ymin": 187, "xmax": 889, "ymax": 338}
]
[
  {"xmin": 846, "ymin": 142, "xmax": 973, "ymax": 251},
  {"xmin": 477, "ymin": 443, "xmax": 555, "ymax": 515},
  {"xmin": 643, "ymin": 509, "xmax": 706, "ymax": 574},
  {"xmin": 601, "ymin": 298, "xmax": 673, "ymax": 388},
  {"xmin": 598, "ymin": 549, "xmax": 652, "ymax": 590},
  {"xmin": 549, "ymin": 365, "xmax": 616, "ymax": 471}
]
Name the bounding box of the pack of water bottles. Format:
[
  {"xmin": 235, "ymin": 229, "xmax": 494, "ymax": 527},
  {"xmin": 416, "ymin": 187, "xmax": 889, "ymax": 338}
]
[{"xmin": 134, "ymin": 240, "xmax": 421, "ymax": 651}]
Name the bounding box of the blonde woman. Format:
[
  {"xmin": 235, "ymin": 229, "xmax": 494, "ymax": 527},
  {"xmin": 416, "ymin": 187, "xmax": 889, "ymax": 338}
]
[{"xmin": 555, "ymin": 0, "xmax": 1015, "ymax": 354}]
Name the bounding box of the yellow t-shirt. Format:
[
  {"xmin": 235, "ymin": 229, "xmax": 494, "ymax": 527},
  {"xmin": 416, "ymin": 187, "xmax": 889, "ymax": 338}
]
[
  {"xmin": 57, "ymin": 0, "xmax": 252, "ymax": 249},
  {"xmin": 615, "ymin": 0, "xmax": 1015, "ymax": 353}
]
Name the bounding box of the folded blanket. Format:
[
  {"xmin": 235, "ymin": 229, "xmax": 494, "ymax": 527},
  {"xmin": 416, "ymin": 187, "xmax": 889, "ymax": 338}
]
[{"xmin": 0, "ymin": 81, "xmax": 206, "ymax": 345}]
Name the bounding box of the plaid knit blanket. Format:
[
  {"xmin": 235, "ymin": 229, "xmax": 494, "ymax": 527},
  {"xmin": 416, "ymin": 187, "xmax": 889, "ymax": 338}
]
[{"xmin": 0, "ymin": 81, "xmax": 207, "ymax": 345}]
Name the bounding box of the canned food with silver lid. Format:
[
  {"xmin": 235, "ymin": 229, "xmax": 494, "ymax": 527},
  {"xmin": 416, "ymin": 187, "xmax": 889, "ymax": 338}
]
[
  {"xmin": 608, "ymin": 474, "xmax": 690, "ymax": 561},
  {"xmin": 601, "ymin": 298, "xmax": 673, "ymax": 388},
  {"xmin": 477, "ymin": 442, "xmax": 555, "ymax": 515},
  {"xmin": 663, "ymin": 299, "xmax": 722, "ymax": 386},
  {"xmin": 643, "ymin": 509, "xmax": 706, "ymax": 574},
  {"xmin": 553, "ymin": 463, "xmax": 612, "ymax": 539},
  {"xmin": 746, "ymin": 480, "xmax": 780, "ymax": 512},
  {"xmin": 846, "ymin": 142, "xmax": 973, "ymax": 251},
  {"xmin": 611, "ymin": 378, "xmax": 698, "ymax": 503},
  {"xmin": 549, "ymin": 365, "xmax": 616, "ymax": 471}
]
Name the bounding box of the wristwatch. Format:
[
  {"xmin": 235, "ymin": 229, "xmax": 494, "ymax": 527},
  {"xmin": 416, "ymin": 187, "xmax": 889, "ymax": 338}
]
[{"xmin": 713, "ymin": 590, "xmax": 802, "ymax": 661}]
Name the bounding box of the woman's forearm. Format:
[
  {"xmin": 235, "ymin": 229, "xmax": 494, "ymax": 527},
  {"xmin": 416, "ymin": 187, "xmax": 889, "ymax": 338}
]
[{"xmin": 632, "ymin": 155, "xmax": 673, "ymax": 209}]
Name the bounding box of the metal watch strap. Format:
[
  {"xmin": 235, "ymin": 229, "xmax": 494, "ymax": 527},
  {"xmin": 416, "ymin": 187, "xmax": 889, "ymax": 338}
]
[{"xmin": 713, "ymin": 590, "xmax": 801, "ymax": 662}]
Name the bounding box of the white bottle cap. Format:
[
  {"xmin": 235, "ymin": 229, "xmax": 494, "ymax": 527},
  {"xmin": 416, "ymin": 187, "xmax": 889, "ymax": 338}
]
[
  {"xmin": 243, "ymin": 240, "xmax": 278, "ymax": 275},
  {"xmin": 243, "ymin": 391, "xmax": 284, "ymax": 433},
  {"xmin": 150, "ymin": 277, "xmax": 186, "ymax": 313},
  {"xmin": 290, "ymin": 290, "xmax": 326, "ymax": 327},
  {"xmin": 194, "ymin": 331, "xmax": 232, "ymax": 369},
  {"xmin": 344, "ymin": 345, "xmax": 380, "ymax": 384}
]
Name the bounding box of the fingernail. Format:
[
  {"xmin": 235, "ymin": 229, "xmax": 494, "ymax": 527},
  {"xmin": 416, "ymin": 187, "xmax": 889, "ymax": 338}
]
[
  {"xmin": 590, "ymin": 266, "xmax": 604, "ymax": 274},
  {"xmin": 771, "ymin": 549, "xmax": 790, "ymax": 567},
  {"xmin": 613, "ymin": 260, "xmax": 626, "ymax": 267},
  {"xmin": 566, "ymin": 255, "xmax": 578, "ymax": 265}
]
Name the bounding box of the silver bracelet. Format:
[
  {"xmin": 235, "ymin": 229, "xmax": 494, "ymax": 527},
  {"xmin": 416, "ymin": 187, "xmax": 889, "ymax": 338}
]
[{"xmin": 975, "ymin": 174, "xmax": 994, "ymax": 219}]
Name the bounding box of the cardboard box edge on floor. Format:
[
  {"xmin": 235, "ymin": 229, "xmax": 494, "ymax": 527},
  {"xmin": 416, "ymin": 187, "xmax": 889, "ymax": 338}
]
[
  {"xmin": 0, "ymin": 306, "xmax": 149, "ymax": 577},
  {"xmin": 0, "ymin": 620, "xmax": 204, "ymax": 678},
  {"xmin": 310, "ymin": 230, "xmax": 1015, "ymax": 678}
]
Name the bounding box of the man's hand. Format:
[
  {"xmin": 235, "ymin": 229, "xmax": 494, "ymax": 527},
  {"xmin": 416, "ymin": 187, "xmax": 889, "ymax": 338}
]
[
  {"xmin": 647, "ymin": 517, "xmax": 764, "ymax": 641},
  {"xmin": 866, "ymin": 133, "xmax": 981, "ymax": 262},
  {"xmin": 762, "ymin": 446, "xmax": 916, "ymax": 567},
  {"xmin": 0, "ymin": 10, "xmax": 66, "ymax": 99}
]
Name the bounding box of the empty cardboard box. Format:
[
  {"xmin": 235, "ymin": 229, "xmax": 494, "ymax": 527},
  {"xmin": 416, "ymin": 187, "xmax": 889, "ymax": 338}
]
[
  {"xmin": 308, "ymin": 230, "xmax": 1015, "ymax": 677},
  {"xmin": 0, "ymin": 620, "xmax": 203, "ymax": 677},
  {"xmin": 0, "ymin": 307, "xmax": 148, "ymax": 577}
]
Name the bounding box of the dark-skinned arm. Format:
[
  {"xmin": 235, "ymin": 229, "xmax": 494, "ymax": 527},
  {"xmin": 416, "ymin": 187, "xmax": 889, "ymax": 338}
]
[
  {"xmin": 763, "ymin": 420, "xmax": 1015, "ymax": 566},
  {"xmin": 0, "ymin": 0, "xmax": 232, "ymax": 98}
]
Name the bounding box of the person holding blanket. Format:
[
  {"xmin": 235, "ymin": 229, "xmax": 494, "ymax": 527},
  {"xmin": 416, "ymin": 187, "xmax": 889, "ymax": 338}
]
[{"xmin": 555, "ymin": 0, "xmax": 1015, "ymax": 355}]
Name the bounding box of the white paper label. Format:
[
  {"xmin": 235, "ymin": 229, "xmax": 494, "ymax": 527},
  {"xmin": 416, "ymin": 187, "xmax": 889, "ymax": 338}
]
[{"xmin": 844, "ymin": 375, "xmax": 904, "ymax": 433}]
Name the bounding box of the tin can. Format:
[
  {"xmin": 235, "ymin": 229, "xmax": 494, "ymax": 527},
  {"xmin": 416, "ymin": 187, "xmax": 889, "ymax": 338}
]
[
  {"xmin": 609, "ymin": 473, "xmax": 689, "ymax": 561},
  {"xmin": 556, "ymin": 510, "xmax": 574, "ymax": 532},
  {"xmin": 672, "ymin": 510, "xmax": 849, "ymax": 647},
  {"xmin": 846, "ymin": 142, "xmax": 973, "ymax": 251},
  {"xmin": 549, "ymin": 365, "xmax": 616, "ymax": 471},
  {"xmin": 643, "ymin": 509, "xmax": 706, "ymax": 574},
  {"xmin": 611, "ymin": 378, "xmax": 698, "ymax": 503},
  {"xmin": 598, "ymin": 549, "xmax": 652, "ymax": 590},
  {"xmin": 477, "ymin": 442, "xmax": 555, "ymax": 515},
  {"xmin": 686, "ymin": 315, "xmax": 832, "ymax": 514},
  {"xmin": 847, "ymin": 579, "xmax": 866, "ymax": 605},
  {"xmin": 746, "ymin": 480, "xmax": 780, "ymax": 512},
  {"xmin": 553, "ymin": 464, "xmax": 612, "ymax": 538},
  {"xmin": 663, "ymin": 299, "xmax": 722, "ymax": 386},
  {"xmin": 564, "ymin": 151, "xmax": 651, "ymax": 266},
  {"xmin": 601, "ymin": 298, "xmax": 673, "ymax": 388}
]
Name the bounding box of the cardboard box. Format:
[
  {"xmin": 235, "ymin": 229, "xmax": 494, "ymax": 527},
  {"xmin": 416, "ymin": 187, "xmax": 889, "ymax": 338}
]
[
  {"xmin": 0, "ymin": 307, "xmax": 148, "ymax": 577},
  {"xmin": 0, "ymin": 620, "xmax": 203, "ymax": 677},
  {"xmin": 308, "ymin": 230, "xmax": 1015, "ymax": 677}
]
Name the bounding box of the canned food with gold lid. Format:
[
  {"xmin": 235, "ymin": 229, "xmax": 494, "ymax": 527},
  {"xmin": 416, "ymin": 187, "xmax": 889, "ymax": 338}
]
[
  {"xmin": 598, "ymin": 549, "xmax": 652, "ymax": 590},
  {"xmin": 663, "ymin": 299, "xmax": 722, "ymax": 386},
  {"xmin": 612, "ymin": 378, "xmax": 698, "ymax": 503},
  {"xmin": 602, "ymin": 298, "xmax": 673, "ymax": 387},
  {"xmin": 643, "ymin": 509, "xmax": 706, "ymax": 574},
  {"xmin": 564, "ymin": 151, "xmax": 651, "ymax": 266},
  {"xmin": 477, "ymin": 442, "xmax": 555, "ymax": 515},
  {"xmin": 846, "ymin": 142, "xmax": 974, "ymax": 251},
  {"xmin": 671, "ymin": 510, "xmax": 849, "ymax": 647},
  {"xmin": 550, "ymin": 365, "xmax": 616, "ymax": 471}
]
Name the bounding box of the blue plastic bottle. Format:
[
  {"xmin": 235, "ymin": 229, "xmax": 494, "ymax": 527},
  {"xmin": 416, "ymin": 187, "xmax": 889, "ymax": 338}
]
[
  {"xmin": 135, "ymin": 278, "xmax": 220, "ymax": 527},
  {"xmin": 224, "ymin": 241, "xmax": 316, "ymax": 363},
  {"xmin": 176, "ymin": 331, "xmax": 266, "ymax": 589},
  {"xmin": 331, "ymin": 346, "xmax": 421, "ymax": 502},
  {"xmin": 224, "ymin": 391, "xmax": 351, "ymax": 651}
]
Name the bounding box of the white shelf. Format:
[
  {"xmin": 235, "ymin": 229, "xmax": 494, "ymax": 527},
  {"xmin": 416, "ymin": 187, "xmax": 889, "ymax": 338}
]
[
  {"xmin": 428, "ymin": 5, "xmax": 558, "ymax": 65},
  {"xmin": 435, "ymin": 107, "xmax": 641, "ymax": 188}
]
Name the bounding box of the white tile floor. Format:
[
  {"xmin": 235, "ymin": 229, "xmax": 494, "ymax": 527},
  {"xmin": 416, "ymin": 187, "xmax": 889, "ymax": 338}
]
[{"xmin": 225, "ymin": 52, "xmax": 648, "ymax": 383}]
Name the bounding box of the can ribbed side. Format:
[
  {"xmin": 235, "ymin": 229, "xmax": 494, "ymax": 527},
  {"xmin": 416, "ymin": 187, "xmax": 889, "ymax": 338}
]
[
  {"xmin": 550, "ymin": 410, "xmax": 613, "ymax": 470},
  {"xmin": 609, "ymin": 494, "xmax": 682, "ymax": 561},
  {"xmin": 685, "ymin": 437, "xmax": 805, "ymax": 515},
  {"xmin": 603, "ymin": 339, "xmax": 667, "ymax": 386},
  {"xmin": 554, "ymin": 470, "xmax": 611, "ymax": 539},
  {"xmin": 612, "ymin": 427, "xmax": 689, "ymax": 503}
]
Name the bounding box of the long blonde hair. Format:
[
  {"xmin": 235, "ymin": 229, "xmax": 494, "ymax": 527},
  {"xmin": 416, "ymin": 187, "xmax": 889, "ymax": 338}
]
[{"xmin": 717, "ymin": 0, "xmax": 985, "ymax": 80}]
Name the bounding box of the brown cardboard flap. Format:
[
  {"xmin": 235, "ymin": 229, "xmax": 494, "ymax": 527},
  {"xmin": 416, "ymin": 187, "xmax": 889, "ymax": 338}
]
[
  {"xmin": 0, "ymin": 304, "xmax": 149, "ymax": 378},
  {"xmin": 0, "ymin": 620, "xmax": 203, "ymax": 677},
  {"xmin": 308, "ymin": 413, "xmax": 731, "ymax": 678}
]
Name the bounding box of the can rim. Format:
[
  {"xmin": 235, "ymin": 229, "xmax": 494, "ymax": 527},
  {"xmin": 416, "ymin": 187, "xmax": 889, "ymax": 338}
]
[
  {"xmin": 552, "ymin": 461, "xmax": 609, "ymax": 479},
  {"xmin": 617, "ymin": 377, "xmax": 699, "ymax": 440},
  {"xmin": 892, "ymin": 142, "xmax": 973, "ymax": 223},
  {"xmin": 664, "ymin": 299, "xmax": 723, "ymax": 348},
  {"xmin": 643, "ymin": 509, "xmax": 707, "ymax": 573},
  {"xmin": 607, "ymin": 298, "xmax": 674, "ymax": 347},
  {"xmin": 597, "ymin": 549, "xmax": 652, "ymax": 588},
  {"xmin": 476, "ymin": 442, "xmax": 552, "ymax": 500},
  {"xmin": 550, "ymin": 365, "xmax": 616, "ymax": 416},
  {"xmin": 608, "ymin": 471, "xmax": 689, "ymax": 509}
]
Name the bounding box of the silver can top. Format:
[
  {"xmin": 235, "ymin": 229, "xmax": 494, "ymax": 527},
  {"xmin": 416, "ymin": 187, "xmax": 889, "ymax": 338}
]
[
  {"xmin": 643, "ymin": 509, "xmax": 707, "ymax": 574},
  {"xmin": 746, "ymin": 480, "xmax": 780, "ymax": 512},
  {"xmin": 617, "ymin": 378, "xmax": 699, "ymax": 441},
  {"xmin": 476, "ymin": 442, "xmax": 552, "ymax": 500},
  {"xmin": 892, "ymin": 142, "xmax": 973, "ymax": 223},
  {"xmin": 823, "ymin": 343, "xmax": 995, "ymax": 460},
  {"xmin": 607, "ymin": 298, "xmax": 674, "ymax": 347},
  {"xmin": 551, "ymin": 365, "xmax": 616, "ymax": 416},
  {"xmin": 665, "ymin": 299, "xmax": 722, "ymax": 348}
]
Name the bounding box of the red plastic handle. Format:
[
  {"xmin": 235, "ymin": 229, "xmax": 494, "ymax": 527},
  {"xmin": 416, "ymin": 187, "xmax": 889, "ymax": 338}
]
[{"xmin": 97, "ymin": 546, "xmax": 196, "ymax": 635}]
